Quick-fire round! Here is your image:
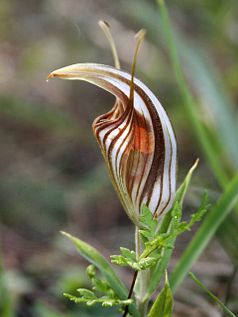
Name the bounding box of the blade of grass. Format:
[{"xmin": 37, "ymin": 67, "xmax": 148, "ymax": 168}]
[
  {"xmin": 157, "ymin": 0, "xmax": 229, "ymax": 187},
  {"xmin": 189, "ymin": 272, "xmax": 237, "ymax": 317},
  {"xmin": 157, "ymin": 0, "xmax": 238, "ymax": 270},
  {"xmin": 170, "ymin": 173, "xmax": 238, "ymax": 292},
  {"xmin": 122, "ymin": 0, "xmax": 238, "ymax": 173},
  {"xmin": 179, "ymin": 47, "xmax": 238, "ymax": 169}
]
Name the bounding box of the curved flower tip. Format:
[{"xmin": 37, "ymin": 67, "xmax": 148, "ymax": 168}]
[{"xmin": 48, "ymin": 63, "xmax": 177, "ymax": 224}]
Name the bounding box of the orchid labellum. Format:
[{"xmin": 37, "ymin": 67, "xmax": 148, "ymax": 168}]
[{"xmin": 48, "ymin": 22, "xmax": 177, "ymax": 225}]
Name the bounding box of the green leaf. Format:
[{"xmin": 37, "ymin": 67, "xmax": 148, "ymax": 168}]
[
  {"xmin": 64, "ymin": 265, "xmax": 133, "ymax": 310},
  {"xmin": 64, "ymin": 292, "xmax": 133, "ymax": 308},
  {"xmin": 170, "ymin": 173, "xmax": 238, "ymax": 292},
  {"xmin": 187, "ymin": 193, "xmax": 210, "ymax": 228},
  {"xmin": 86, "ymin": 265, "xmax": 112, "ymax": 294},
  {"xmin": 138, "ymin": 257, "xmax": 157, "ymax": 270},
  {"xmin": 159, "ymin": 159, "xmax": 199, "ymax": 235},
  {"xmin": 120, "ymin": 248, "xmax": 137, "ymax": 261},
  {"xmin": 189, "ymin": 273, "xmax": 237, "ymax": 317},
  {"xmin": 111, "ymin": 247, "xmax": 157, "ymax": 271},
  {"xmin": 77, "ymin": 288, "xmax": 97, "ymax": 299},
  {"xmin": 175, "ymin": 159, "xmax": 199, "ymax": 206},
  {"xmin": 143, "ymin": 204, "xmax": 181, "ymax": 301},
  {"xmin": 61, "ymin": 232, "xmax": 140, "ymax": 317},
  {"xmin": 140, "ymin": 205, "xmax": 158, "ymax": 231},
  {"xmin": 147, "ymin": 275, "xmax": 173, "ymax": 317},
  {"xmin": 139, "ymin": 205, "xmax": 159, "ymax": 246}
]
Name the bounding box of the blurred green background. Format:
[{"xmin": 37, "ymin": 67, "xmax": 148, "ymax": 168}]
[{"xmin": 0, "ymin": 0, "xmax": 238, "ymax": 316}]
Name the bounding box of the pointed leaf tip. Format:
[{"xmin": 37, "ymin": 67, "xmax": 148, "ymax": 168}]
[
  {"xmin": 60, "ymin": 231, "xmax": 71, "ymax": 238},
  {"xmin": 135, "ymin": 29, "xmax": 146, "ymax": 41}
]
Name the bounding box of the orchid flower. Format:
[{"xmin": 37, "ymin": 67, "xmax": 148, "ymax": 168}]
[{"xmin": 48, "ymin": 22, "xmax": 177, "ymax": 225}]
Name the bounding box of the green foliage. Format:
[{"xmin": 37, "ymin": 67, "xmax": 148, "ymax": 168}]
[
  {"xmin": 157, "ymin": 0, "xmax": 238, "ymax": 295},
  {"xmin": 61, "ymin": 232, "xmax": 140, "ymax": 317},
  {"xmin": 2, "ymin": 1, "xmax": 238, "ymax": 317},
  {"xmin": 147, "ymin": 274, "xmax": 173, "ymax": 317},
  {"xmin": 62, "ymin": 162, "xmax": 209, "ymax": 316},
  {"xmin": 189, "ymin": 272, "xmax": 237, "ymax": 317},
  {"xmin": 139, "ymin": 205, "xmax": 158, "ymax": 241},
  {"xmin": 64, "ymin": 265, "xmax": 132, "ymax": 309},
  {"xmin": 170, "ymin": 173, "xmax": 238, "ymax": 292},
  {"xmin": 111, "ymin": 247, "xmax": 157, "ymax": 271},
  {"xmin": 111, "ymin": 163, "xmax": 209, "ymax": 280},
  {"xmin": 61, "ymin": 232, "xmax": 127, "ymax": 299},
  {"xmin": 145, "ymin": 160, "xmax": 205, "ymax": 299}
]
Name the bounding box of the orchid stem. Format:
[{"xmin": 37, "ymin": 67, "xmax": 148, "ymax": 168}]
[{"xmin": 135, "ymin": 226, "xmax": 149, "ymax": 317}]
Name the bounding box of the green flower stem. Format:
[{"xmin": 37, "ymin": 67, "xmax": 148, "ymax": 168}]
[
  {"xmin": 135, "ymin": 226, "xmax": 149, "ymax": 317},
  {"xmin": 170, "ymin": 173, "xmax": 238, "ymax": 292}
]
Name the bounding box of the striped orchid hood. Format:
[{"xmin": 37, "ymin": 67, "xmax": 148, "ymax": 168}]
[{"xmin": 48, "ymin": 63, "xmax": 177, "ymax": 224}]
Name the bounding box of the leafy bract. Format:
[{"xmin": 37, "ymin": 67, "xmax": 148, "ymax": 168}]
[{"xmin": 147, "ymin": 275, "xmax": 173, "ymax": 317}]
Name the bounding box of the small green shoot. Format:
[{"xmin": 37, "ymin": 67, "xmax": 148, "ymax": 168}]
[{"xmin": 64, "ymin": 265, "xmax": 133, "ymax": 309}]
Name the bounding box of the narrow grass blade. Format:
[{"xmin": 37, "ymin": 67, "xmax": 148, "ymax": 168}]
[
  {"xmin": 189, "ymin": 272, "xmax": 237, "ymax": 317},
  {"xmin": 123, "ymin": 0, "xmax": 238, "ymax": 177},
  {"xmin": 177, "ymin": 46, "xmax": 238, "ymax": 169},
  {"xmin": 157, "ymin": 0, "xmax": 238, "ymax": 277},
  {"xmin": 157, "ymin": 0, "xmax": 229, "ymax": 187},
  {"xmin": 170, "ymin": 173, "xmax": 238, "ymax": 292},
  {"xmin": 61, "ymin": 232, "xmax": 140, "ymax": 317}
]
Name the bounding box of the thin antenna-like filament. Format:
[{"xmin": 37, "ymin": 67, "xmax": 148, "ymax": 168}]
[
  {"xmin": 98, "ymin": 20, "xmax": 120, "ymax": 69},
  {"xmin": 129, "ymin": 29, "xmax": 146, "ymax": 102}
]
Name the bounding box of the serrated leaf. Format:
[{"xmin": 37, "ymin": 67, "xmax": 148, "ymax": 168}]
[
  {"xmin": 120, "ymin": 247, "xmax": 137, "ymax": 261},
  {"xmin": 147, "ymin": 279, "xmax": 173, "ymax": 317},
  {"xmin": 138, "ymin": 257, "xmax": 157, "ymax": 270},
  {"xmin": 110, "ymin": 255, "xmax": 129, "ymax": 266},
  {"xmin": 139, "ymin": 205, "xmax": 158, "ymax": 242},
  {"xmin": 188, "ymin": 193, "xmax": 210, "ymax": 226},
  {"xmin": 63, "ymin": 292, "xmax": 133, "ymax": 308},
  {"xmin": 112, "ymin": 246, "xmax": 158, "ymax": 271},
  {"xmin": 93, "ymin": 277, "xmax": 111, "ymax": 294},
  {"xmin": 111, "ymin": 255, "xmax": 140, "ymax": 271},
  {"xmin": 77, "ymin": 288, "xmax": 97, "ymax": 299}
]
